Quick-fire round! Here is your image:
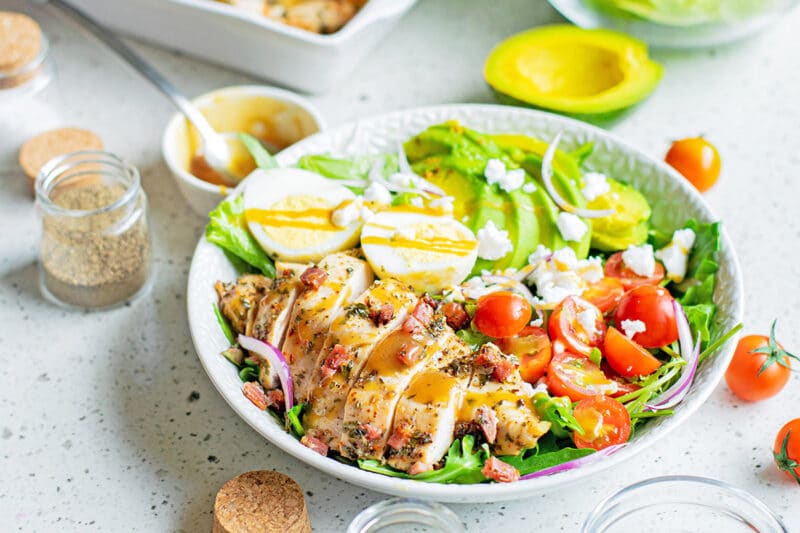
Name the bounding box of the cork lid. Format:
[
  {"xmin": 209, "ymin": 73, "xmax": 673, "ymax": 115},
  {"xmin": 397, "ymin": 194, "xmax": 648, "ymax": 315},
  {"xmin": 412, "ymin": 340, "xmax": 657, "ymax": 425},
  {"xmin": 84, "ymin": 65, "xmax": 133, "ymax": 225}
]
[
  {"xmin": 19, "ymin": 127, "xmax": 105, "ymax": 183},
  {"xmin": 0, "ymin": 12, "xmax": 42, "ymax": 73},
  {"xmin": 213, "ymin": 471, "xmax": 312, "ymax": 533}
]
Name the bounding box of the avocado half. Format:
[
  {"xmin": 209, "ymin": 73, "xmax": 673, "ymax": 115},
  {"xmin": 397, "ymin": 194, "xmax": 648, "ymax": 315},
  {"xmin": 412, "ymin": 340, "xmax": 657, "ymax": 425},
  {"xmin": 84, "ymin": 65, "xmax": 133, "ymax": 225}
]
[{"xmin": 484, "ymin": 25, "xmax": 662, "ymax": 122}]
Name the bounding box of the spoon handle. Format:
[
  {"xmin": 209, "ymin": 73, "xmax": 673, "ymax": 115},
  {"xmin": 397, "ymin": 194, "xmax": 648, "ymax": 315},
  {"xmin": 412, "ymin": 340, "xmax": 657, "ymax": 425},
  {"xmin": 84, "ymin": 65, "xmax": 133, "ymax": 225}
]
[{"xmin": 49, "ymin": 0, "xmax": 219, "ymax": 141}]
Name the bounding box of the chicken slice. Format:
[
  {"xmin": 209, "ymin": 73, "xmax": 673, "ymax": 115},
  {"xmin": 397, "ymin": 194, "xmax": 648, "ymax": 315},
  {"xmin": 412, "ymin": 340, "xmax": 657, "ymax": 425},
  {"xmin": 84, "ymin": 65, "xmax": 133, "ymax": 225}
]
[
  {"xmin": 385, "ymin": 336, "xmax": 474, "ymax": 474},
  {"xmin": 339, "ymin": 304, "xmax": 451, "ymax": 460},
  {"xmin": 459, "ymin": 343, "xmax": 550, "ymax": 456},
  {"xmin": 214, "ymin": 274, "xmax": 273, "ymax": 336},
  {"xmin": 282, "ymin": 252, "xmax": 373, "ymax": 403},
  {"xmin": 303, "ymin": 279, "xmax": 418, "ymax": 447}
]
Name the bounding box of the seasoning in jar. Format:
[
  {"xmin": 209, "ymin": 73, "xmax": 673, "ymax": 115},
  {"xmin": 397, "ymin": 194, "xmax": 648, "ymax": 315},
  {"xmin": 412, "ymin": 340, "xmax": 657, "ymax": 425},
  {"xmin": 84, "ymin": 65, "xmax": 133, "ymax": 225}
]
[{"xmin": 35, "ymin": 151, "xmax": 153, "ymax": 309}]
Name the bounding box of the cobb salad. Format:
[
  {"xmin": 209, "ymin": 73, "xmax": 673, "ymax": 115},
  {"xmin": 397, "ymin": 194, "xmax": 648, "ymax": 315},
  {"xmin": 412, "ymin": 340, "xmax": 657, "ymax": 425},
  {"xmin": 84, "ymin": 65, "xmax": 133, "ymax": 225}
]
[{"xmin": 206, "ymin": 121, "xmax": 737, "ymax": 484}]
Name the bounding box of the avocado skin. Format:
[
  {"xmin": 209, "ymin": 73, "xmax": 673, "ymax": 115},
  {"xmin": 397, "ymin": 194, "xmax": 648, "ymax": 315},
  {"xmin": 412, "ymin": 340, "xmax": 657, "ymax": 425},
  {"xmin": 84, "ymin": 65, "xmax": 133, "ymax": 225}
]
[
  {"xmin": 492, "ymin": 90, "xmax": 641, "ymax": 129},
  {"xmin": 587, "ymin": 178, "xmax": 651, "ymax": 252}
]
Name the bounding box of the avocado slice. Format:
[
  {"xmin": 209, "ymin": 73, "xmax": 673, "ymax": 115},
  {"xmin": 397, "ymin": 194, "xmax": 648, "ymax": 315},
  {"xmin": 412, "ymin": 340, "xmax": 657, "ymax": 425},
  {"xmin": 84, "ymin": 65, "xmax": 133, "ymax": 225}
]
[
  {"xmin": 587, "ymin": 178, "xmax": 651, "ymax": 252},
  {"xmin": 484, "ymin": 25, "xmax": 662, "ymax": 123}
]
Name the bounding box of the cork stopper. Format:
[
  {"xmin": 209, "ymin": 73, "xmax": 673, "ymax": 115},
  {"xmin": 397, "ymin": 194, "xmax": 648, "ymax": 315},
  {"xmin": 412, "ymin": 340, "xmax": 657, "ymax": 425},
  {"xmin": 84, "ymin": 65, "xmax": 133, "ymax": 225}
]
[
  {"xmin": 0, "ymin": 12, "xmax": 41, "ymax": 73},
  {"xmin": 213, "ymin": 471, "xmax": 312, "ymax": 533},
  {"xmin": 19, "ymin": 127, "xmax": 104, "ymax": 192}
]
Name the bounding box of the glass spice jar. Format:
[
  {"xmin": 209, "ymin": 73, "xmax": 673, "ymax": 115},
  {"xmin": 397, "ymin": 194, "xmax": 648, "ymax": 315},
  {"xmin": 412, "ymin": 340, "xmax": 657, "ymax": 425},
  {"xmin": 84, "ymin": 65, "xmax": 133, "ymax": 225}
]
[
  {"xmin": 347, "ymin": 499, "xmax": 465, "ymax": 533},
  {"xmin": 35, "ymin": 151, "xmax": 153, "ymax": 309}
]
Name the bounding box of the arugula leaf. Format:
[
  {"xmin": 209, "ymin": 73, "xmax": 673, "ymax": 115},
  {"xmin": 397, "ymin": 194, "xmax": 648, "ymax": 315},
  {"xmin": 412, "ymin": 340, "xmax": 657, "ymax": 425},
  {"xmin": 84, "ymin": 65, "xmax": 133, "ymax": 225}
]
[
  {"xmin": 500, "ymin": 446, "xmax": 593, "ymax": 476},
  {"xmin": 239, "ymin": 366, "xmax": 258, "ymax": 382},
  {"xmin": 456, "ymin": 327, "xmax": 491, "ymax": 351},
  {"xmin": 213, "ymin": 303, "xmax": 236, "ymax": 345},
  {"xmin": 286, "ymin": 404, "xmax": 305, "ymax": 437},
  {"xmin": 239, "ymin": 133, "xmax": 277, "ymax": 169},
  {"xmin": 570, "ymin": 142, "xmax": 594, "ymax": 167},
  {"xmin": 533, "ymin": 393, "xmax": 584, "ymax": 439},
  {"xmin": 206, "ymin": 194, "xmax": 275, "ymax": 277}
]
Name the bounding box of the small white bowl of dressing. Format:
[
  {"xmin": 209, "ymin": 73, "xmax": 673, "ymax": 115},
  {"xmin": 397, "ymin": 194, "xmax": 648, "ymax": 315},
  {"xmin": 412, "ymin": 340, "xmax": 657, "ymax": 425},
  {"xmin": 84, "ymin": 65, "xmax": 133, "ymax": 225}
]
[{"xmin": 162, "ymin": 85, "xmax": 325, "ymax": 216}]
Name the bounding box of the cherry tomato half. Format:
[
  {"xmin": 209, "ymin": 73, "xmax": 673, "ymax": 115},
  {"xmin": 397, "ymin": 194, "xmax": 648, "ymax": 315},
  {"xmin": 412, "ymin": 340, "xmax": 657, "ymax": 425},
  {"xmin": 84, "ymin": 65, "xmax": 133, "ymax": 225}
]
[
  {"xmin": 665, "ymin": 137, "xmax": 721, "ymax": 193},
  {"xmin": 725, "ymin": 325, "xmax": 797, "ymax": 402},
  {"xmin": 496, "ymin": 326, "xmax": 552, "ymax": 384},
  {"xmin": 582, "ymin": 277, "xmax": 625, "ymax": 314},
  {"xmin": 472, "ymin": 291, "xmax": 532, "ymax": 339},
  {"xmin": 773, "ymin": 419, "xmax": 800, "ymax": 484},
  {"xmin": 604, "ymin": 326, "xmax": 662, "ymax": 378},
  {"xmin": 613, "ymin": 286, "xmax": 678, "ymax": 349},
  {"xmin": 572, "ymin": 396, "xmax": 631, "ymax": 450},
  {"xmin": 546, "ymin": 351, "xmax": 618, "ymax": 402},
  {"xmin": 604, "ymin": 252, "xmax": 665, "ymax": 292},
  {"xmin": 548, "ymin": 296, "xmax": 606, "ymax": 357}
]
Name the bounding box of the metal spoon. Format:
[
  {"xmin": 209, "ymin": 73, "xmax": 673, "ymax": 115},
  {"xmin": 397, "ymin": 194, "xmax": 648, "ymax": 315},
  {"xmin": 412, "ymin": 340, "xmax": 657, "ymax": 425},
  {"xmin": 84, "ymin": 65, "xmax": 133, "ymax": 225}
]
[{"xmin": 49, "ymin": 0, "xmax": 252, "ymax": 185}]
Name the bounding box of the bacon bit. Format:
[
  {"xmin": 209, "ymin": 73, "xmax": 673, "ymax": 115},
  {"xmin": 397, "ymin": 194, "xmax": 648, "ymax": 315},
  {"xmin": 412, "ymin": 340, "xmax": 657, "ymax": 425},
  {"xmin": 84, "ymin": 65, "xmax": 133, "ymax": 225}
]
[
  {"xmin": 266, "ymin": 389, "xmax": 285, "ymax": 410},
  {"xmin": 300, "ymin": 435, "xmax": 329, "ymax": 456},
  {"xmin": 396, "ymin": 341, "xmax": 422, "ymax": 367},
  {"xmin": 401, "ymin": 316, "xmax": 423, "ymax": 335},
  {"xmin": 300, "ymin": 266, "xmax": 328, "ymax": 290},
  {"xmin": 321, "ymin": 344, "xmax": 349, "ymax": 380},
  {"xmin": 359, "ymin": 423, "xmax": 382, "ymax": 441},
  {"xmin": 475, "ymin": 345, "xmax": 516, "ymax": 382},
  {"xmin": 370, "ymin": 303, "xmax": 394, "ymax": 326},
  {"xmin": 387, "ymin": 426, "xmax": 411, "ymax": 450},
  {"xmin": 242, "ymin": 381, "xmax": 268, "ymax": 410},
  {"xmin": 411, "ymin": 299, "xmax": 435, "ymax": 327},
  {"xmin": 409, "ymin": 461, "xmax": 433, "ymax": 476},
  {"xmin": 421, "ymin": 293, "xmax": 437, "ymax": 310},
  {"xmin": 441, "ymin": 302, "xmax": 469, "ymax": 330},
  {"xmin": 476, "ymin": 406, "xmax": 498, "ymax": 444},
  {"xmin": 481, "ymin": 456, "xmax": 520, "ymax": 483}
]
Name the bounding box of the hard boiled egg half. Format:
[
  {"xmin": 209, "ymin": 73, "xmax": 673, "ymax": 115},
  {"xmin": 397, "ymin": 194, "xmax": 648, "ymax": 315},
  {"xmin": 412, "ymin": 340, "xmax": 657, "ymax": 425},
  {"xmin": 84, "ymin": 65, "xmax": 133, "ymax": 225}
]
[
  {"xmin": 244, "ymin": 168, "xmax": 363, "ymax": 262},
  {"xmin": 361, "ymin": 208, "xmax": 478, "ymax": 293}
]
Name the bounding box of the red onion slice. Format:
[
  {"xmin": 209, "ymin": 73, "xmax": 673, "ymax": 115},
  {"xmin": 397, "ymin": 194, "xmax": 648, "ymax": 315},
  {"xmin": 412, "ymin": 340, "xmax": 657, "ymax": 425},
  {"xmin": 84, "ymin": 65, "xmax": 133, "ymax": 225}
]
[
  {"xmin": 519, "ymin": 444, "xmax": 627, "ymax": 480},
  {"xmin": 644, "ymin": 301, "xmax": 700, "ymax": 411},
  {"xmin": 238, "ymin": 335, "xmax": 294, "ymax": 412},
  {"xmin": 541, "ymin": 132, "xmax": 615, "ymax": 219}
]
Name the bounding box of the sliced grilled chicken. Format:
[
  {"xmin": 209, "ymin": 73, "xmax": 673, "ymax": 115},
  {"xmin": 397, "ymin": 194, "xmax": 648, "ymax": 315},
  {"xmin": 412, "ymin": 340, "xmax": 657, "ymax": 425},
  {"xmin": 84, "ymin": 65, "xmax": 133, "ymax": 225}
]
[
  {"xmin": 249, "ymin": 262, "xmax": 307, "ymax": 389},
  {"xmin": 282, "ymin": 252, "xmax": 373, "ymax": 402},
  {"xmin": 385, "ymin": 336, "xmax": 474, "ymax": 474},
  {"xmin": 214, "ymin": 274, "xmax": 273, "ymax": 336},
  {"xmin": 459, "ymin": 343, "xmax": 550, "ymax": 456},
  {"xmin": 303, "ymin": 279, "xmax": 418, "ymax": 447},
  {"xmin": 339, "ymin": 302, "xmax": 450, "ymax": 460}
]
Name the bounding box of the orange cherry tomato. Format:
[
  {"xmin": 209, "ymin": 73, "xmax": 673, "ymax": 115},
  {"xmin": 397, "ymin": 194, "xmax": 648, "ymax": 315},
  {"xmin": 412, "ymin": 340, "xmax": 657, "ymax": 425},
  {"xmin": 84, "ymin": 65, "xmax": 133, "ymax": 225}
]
[
  {"xmin": 773, "ymin": 419, "xmax": 800, "ymax": 485},
  {"xmin": 472, "ymin": 291, "xmax": 532, "ymax": 339},
  {"xmin": 604, "ymin": 326, "xmax": 662, "ymax": 378},
  {"xmin": 496, "ymin": 326, "xmax": 552, "ymax": 384},
  {"xmin": 665, "ymin": 137, "xmax": 721, "ymax": 193},
  {"xmin": 572, "ymin": 396, "xmax": 631, "ymax": 450},
  {"xmin": 548, "ymin": 296, "xmax": 606, "ymax": 358},
  {"xmin": 613, "ymin": 285, "xmax": 678, "ymax": 349},
  {"xmin": 546, "ymin": 351, "xmax": 618, "ymax": 402},
  {"xmin": 582, "ymin": 277, "xmax": 625, "ymax": 314},
  {"xmin": 604, "ymin": 252, "xmax": 665, "ymax": 292},
  {"xmin": 725, "ymin": 324, "xmax": 798, "ymax": 402}
]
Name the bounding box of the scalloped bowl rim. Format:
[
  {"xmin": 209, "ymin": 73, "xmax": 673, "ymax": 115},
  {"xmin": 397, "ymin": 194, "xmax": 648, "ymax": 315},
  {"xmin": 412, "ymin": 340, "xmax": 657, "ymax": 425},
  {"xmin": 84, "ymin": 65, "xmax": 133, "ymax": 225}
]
[{"xmin": 187, "ymin": 104, "xmax": 743, "ymax": 503}]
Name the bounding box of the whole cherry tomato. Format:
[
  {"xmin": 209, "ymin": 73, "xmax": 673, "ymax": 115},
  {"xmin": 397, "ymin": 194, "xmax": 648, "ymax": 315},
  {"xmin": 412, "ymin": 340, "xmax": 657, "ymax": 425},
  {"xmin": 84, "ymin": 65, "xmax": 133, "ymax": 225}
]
[
  {"xmin": 472, "ymin": 291, "xmax": 532, "ymax": 338},
  {"xmin": 604, "ymin": 252, "xmax": 665, "ymax": 292},
  {"xmin": 665, "ymin": 137, "xmax": 721, "ymax": 193},
  {"xmin": 549, "ymin": 296, "xmax": 606, "ymax": 357},
  {"xmin": 613, "ymin": 286, "xmax": 678, "ymax": 349},
  {"xmin": 773, "ymin": 419, "xmax": 800, "ymax": 485},
  {"xmin": 496, "ymin": 326, "xmax": 552, "ymax": 384},
  {"xmin": 572, "ymin": 395, "xmax": 631, "ymax": 450}
]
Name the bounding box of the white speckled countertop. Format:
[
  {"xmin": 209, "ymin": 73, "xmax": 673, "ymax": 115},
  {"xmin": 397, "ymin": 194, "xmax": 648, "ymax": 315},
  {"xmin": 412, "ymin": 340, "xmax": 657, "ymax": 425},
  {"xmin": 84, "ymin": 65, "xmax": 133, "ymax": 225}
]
[{"xmin": 1, "ymin": 0, "xmax": 799, "ymax": 531}]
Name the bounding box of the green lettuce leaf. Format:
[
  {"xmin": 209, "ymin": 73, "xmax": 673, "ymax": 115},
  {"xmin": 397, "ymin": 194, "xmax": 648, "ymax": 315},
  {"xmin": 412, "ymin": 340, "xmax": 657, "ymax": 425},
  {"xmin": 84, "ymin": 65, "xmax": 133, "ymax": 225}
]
[
  {"xmin": 206, "ymin": 194, "xmax": 275, "ymax": 277},
  {"xmin": 533, "ymin": 393, "xmax": 583, "ymax": 439},
  {"xmin": 297, "ymin": 153, "xmax": 399, "ymax": 194},
  {"xmin": 500, "ymin": 446, "xmax": 594, "ymax": 476}
]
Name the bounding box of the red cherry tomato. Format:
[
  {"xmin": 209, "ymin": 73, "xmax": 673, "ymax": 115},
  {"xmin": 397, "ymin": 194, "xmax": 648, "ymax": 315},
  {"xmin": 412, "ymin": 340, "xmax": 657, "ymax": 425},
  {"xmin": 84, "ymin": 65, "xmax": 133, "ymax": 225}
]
[
  {"xmin": 496, "ymin": 326, "xmax": 552, "ymax": 384},
  {"xmin": 773, "ymin": 419, "xmax": 800, "ymax": 484},
  {"xmin": 572, "ymin": 396, "xmax": 631, "ymax": 450},
  {"xmin": 665, "ymin": 137, "xmax": 721, "ymax": 193},
  {"xmin": 604, "ymin": 252, "xmax": 665, "ymax": 292},
  {"xmin": 472, "ymin": 291, "xmax": 532, "ymax": 339},
  {"xmin": 613, "ymin": 286, "xmax": 678, "ymax": 349},
  {"xmin": 546, "ymin": 351, "xmax": 618, "ymax": 402},
  {"xmin": 548, "ymin": 296, "xmax": 606, "ymax": 357},
  {"xmin": 725, "ymin": 324, "xmax": 798, "ymax": 402},
  {"xmin": 582, "ymin": 277, "xmax": 625, "ymax": 314},
  {"xmin": 603, "ymin": 326, "xmax": 662, "ymax": 378}
]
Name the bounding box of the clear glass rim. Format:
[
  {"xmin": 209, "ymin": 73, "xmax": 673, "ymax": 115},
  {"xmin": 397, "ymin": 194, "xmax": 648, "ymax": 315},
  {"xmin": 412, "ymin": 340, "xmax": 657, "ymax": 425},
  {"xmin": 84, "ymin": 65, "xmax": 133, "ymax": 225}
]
[
  {"xmin": 581, "ymin": 475, "xmax": 788, "ymax": 533},
  {"xmin": 0, "ymin": 32, "xmax": 50, "ymax": 81},
  {"xmin": 35, "ymin": 150, "xmax": 141, "ymax": 218},
  {"xmin": 347, "ymin": 498, "xmax": 465, "ymax": 533}
]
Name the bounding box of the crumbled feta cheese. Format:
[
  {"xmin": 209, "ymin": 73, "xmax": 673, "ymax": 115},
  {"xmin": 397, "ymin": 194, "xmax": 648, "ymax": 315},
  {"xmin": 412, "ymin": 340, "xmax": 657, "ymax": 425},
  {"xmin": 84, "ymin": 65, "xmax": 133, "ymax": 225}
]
[
  {"xmin": 429, "ymin": 195, "xmax": 454, "ymax": 212},
  {"xmin": 530, "ymin": 315, "xmax": 543, "ymax": 327},
  {"xmin": 656, "ymin": 228, "xmax": 696, "ymax": 282},
  {"xmin": 528, "ymin": 244, "xmax": 552, "ymax": 265},
  {"xmin": 363, "ymin": 181, "xmax": 392, "ymax": 205},
  {"xmin": 484, "ymin": 159, "xmax": 525, "ymax": 192},
  {"xmin": 522, "ymin": 182, "xmax": 537, "ymax": 194},
  {"xmin": 524, "ymin": 245, "xmax": 607, "ymax": 308},
  {"xmin": 620, "ymin": 319, "xmax": 647, "ymax": 339},
  {"xmin": 476, "ymin": 221, "xmax": 513, "ymax": 260},
  {"xmin": 578, "ymin": 256, "xmax": 604, "ymax": 284},
  {"xmin": 331, "ymin": 200, "xmax": 361, "ymax": 227},
  {"xmin": 500, "ymin": 168, "xmax": 525, "ymax": 192},
  {"xmin": 622, "ymin": 244, "xmax": 656, "ymax": 277},
  {"xmin": 484, "ymin": 158, "xmax": 506, "ymax": 183},
  {"xmin": 556, "ymin": 212, "xmax": 588, "ymax": 242},
  {"xmin": 581, "ymin": 172, "xmax": 610, "ymax": 202},
  {"xmin": 388, "ymin": 172, "xmax": 413, "ymax": 188},
  {"xmin": 409, "ymin": 196, "xmax": 424, "ymax": 208},
  {"xmin": 530, "ymin": 380, "xmax": 549, "ymax": 395},
  {"xmin": 552, "ymin": 247, "xmax": 578, "ymax": 270},
  {"xmin": 577, "ymin": 308, "xmax": 599, "ymax": 335}
]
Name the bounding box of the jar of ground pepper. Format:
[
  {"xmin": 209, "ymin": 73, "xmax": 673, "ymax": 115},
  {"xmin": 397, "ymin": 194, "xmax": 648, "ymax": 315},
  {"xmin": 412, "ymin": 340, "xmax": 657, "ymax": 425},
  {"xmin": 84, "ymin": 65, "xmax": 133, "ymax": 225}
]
[{"xmin": 35, "ymin": 151, "xmax": 153, "ymax": 309}]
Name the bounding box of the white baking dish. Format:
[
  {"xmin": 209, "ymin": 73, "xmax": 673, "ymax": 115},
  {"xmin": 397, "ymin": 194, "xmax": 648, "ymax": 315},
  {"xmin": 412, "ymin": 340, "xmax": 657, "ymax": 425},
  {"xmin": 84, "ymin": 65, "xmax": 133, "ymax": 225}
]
[{"xmin": 62, "ymin": 0, "xmax": 418, "ymax": 93}]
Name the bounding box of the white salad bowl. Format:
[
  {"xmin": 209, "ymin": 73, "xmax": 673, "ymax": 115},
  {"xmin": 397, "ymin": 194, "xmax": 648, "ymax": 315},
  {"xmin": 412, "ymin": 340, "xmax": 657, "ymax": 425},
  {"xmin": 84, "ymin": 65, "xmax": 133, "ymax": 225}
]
[{"xmin": 186, "ymin": 104, "xmax": 744, "ymax": 503}]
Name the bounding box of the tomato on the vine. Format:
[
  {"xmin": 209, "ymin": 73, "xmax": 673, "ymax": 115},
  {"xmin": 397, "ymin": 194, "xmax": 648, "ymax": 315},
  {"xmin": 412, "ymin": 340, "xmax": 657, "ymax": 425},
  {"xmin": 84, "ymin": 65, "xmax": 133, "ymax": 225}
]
[
  {"xmin": 495, "ymin": 326, "xmax": 552, "ymax": 384},
  {"xmin": 472, "ymin": 291, "xmax": 532, "ymax": 338},
  {"xmin": 582, "ymin": 277, "xmax": 625, "ymax": 314},
  {"xmin": 665, "ymin": 137, "xmax": 721, "ymax": 193},
  {"xmin": 774, "ymin": 419, "xmax": 800, "ymax": 485},
  {"xmin": 548, "ymin": 296, "xmax": 606, "ymax": 357},
  {"xmin": 571, "ymin": 396, "xmax": 631, "ymax": 450},
  {"xmin": 546, "ymin": 351, "xmax": 618, "ymax": 402},
  {"xmin": 604, "ymin": 326, "xmax": 662, "ymax": 378},
  {"xmin": 604, "ymin": 252, "xmax": 665, "ymax": 292},
  {"xmin": 613, "ymin": 285, "xmax": 678, "ymax": 349},
  {"xmin": 725, "ymin": 321, "xmax": 798, "ymax": 402}
]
